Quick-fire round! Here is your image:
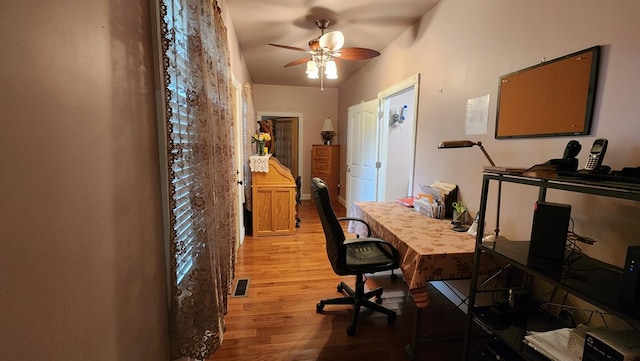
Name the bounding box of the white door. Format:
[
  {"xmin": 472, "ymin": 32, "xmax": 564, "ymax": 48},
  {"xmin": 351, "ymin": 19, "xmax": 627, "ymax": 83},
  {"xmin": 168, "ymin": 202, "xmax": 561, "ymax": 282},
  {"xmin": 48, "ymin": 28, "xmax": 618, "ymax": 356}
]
[{"xmin": 345, "ymin": 99, "xmax": 380, "ymax": 216}]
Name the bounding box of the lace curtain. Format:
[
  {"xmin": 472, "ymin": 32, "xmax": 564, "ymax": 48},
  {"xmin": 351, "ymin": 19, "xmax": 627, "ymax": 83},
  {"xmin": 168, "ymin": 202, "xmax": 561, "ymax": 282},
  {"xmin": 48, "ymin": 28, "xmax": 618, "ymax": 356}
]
[
  {"xmin": 274, "ymin": 120, "xmax": 292, "ymax": 169},
  {"xmin": 159, "ymin": 0, "xmax": 236, "ymax": 358}
]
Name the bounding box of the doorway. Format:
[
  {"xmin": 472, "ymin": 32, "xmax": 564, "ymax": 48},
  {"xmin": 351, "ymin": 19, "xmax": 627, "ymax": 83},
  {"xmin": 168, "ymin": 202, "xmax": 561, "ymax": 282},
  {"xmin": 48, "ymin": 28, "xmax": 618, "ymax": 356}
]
[
  {"xmin": 345, "ymin": 74, "xmax": 420, "ymax": 214},
  {"xmin": 257, "ymin": 112, "xmax": 301, "ymax": 178}
]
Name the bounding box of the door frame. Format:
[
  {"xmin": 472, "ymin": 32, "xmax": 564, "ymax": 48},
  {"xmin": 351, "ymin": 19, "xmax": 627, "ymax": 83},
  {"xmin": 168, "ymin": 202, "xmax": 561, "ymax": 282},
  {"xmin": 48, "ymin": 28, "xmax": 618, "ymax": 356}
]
[
  {"xmin": 377, "ymin": 74, "xmax": 420, "ymax": 199},
  {"xmin": 231, "ymin": 75, "xmax": 245, "ymax": 248},
  {"xmin": 257, "ymin": 111, "xmax": 303, "ymax": 178}
]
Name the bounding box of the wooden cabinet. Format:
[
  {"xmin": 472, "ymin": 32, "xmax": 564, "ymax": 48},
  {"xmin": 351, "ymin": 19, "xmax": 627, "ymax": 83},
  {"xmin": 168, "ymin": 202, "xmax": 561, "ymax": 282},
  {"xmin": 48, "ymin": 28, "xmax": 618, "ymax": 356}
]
[
  {"xmin": 251, "ymin": 156, "xmax": 296, "ymax": 237},
  {"xmin": 311, "ymin": 145, "xmax": 340, "ymax": 203}
]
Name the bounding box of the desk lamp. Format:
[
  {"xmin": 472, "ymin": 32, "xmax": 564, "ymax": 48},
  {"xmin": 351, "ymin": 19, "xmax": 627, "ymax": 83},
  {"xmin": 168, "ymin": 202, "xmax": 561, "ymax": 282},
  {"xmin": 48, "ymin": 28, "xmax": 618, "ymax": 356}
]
[{"xmin": 438, "ymin": 140, "xmax": 503, "ymax": 241}]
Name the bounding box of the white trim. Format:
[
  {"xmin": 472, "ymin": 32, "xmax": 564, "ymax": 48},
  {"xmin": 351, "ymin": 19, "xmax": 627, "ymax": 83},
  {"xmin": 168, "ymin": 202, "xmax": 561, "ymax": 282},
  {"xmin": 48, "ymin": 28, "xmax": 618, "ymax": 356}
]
[
  {"xmin": 231, "ymin": 74, "xmax": 245, "ymax": 248},
  {"xmin": 377, "ymin": 73, "xmax": 420, "ymax": 99},
  {"xmin": 377, "ymin": 74, "xmax": 421, "ymax": 198},
  {"xmin": 256, "ymin": 111, "xmax": 304, "ymax": 179}
]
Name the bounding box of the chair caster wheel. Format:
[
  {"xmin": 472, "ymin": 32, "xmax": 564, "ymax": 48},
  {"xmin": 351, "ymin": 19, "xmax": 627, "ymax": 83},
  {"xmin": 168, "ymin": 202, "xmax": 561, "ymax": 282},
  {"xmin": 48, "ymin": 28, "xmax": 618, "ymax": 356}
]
[
  {"xmin": 387, "ymin": 313, "xmax": 396, "ymax": 324},
  {"xmin": 316, "ymin": 303, "xmax": 324, "ymax": 313},
  {"xmin": 391, "ymin": 273, "xmax": 398, "ymax": 280},
  {"xmin": 403, "ymin": 344, "xmax": 415, "ymax": 360},
  {"xmin": 346, "ymin": 324, "xmax": 356, "ymax": 336}
]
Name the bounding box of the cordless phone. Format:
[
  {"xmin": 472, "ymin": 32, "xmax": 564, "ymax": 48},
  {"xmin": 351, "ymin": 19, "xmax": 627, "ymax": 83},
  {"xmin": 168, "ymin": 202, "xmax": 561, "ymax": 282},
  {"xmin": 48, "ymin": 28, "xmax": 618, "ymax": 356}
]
[{"xmin": 584, "ymin": 138, "xmax": 608, "ymax": 171}]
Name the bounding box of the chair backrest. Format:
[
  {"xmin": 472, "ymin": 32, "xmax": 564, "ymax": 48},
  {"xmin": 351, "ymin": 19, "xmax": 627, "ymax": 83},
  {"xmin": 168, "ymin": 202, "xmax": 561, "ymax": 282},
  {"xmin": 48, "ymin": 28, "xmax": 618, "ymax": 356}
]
[{"xmin": 310, "ymin": 177, "xmax": 349, "ymax": 275}]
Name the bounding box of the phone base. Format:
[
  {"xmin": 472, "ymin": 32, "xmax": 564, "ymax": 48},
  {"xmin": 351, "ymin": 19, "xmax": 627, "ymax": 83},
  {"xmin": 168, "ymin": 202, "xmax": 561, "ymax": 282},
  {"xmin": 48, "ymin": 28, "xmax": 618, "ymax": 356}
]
[
  {"xmin": 578, "ymin": 165, "xmax": 611, "ymax": 175},
  {"xmin": 546, "ymin": 158, "xmax": 579, "ymax": 171}
]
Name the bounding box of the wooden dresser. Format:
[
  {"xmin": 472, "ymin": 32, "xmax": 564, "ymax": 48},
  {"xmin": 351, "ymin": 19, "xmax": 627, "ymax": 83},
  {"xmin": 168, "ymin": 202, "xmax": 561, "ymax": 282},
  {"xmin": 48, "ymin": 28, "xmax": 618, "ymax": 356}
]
[
  {"xmin": 251, "ymin": 156, "xmax": 296, "ymax": 237},
  {"xmin": 311, "ymin": 144, "xmax": 340, "ymax": 203}
]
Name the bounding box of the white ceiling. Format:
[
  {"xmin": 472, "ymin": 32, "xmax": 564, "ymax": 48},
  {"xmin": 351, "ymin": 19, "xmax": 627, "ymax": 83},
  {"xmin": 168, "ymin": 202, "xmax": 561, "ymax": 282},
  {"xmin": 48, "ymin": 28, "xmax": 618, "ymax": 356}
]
[{"xmin": 225, "ymin": 0, "xmax": 440, "ymax": 88}]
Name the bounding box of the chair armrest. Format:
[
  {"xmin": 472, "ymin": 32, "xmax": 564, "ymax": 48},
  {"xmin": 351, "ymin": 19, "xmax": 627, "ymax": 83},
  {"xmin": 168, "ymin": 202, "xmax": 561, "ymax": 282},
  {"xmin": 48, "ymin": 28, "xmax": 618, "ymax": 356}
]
[{"xmin": 337, "ymin": 217, "xmax": 371, "ymax": 237}]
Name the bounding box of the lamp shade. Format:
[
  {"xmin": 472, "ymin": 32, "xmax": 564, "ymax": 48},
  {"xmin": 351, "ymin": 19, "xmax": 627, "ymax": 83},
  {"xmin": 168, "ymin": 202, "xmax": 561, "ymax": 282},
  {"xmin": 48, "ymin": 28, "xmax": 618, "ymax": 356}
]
[
  {"xmin": 438, "ymin": 140, "xmax": 476, "ymax": 148},
  {"xmin": 321, "ymin": 117, "xmax": 335, "ymax": 132},
  {"xmin": 438, "ymin": 139, "xmax": 495, "ymax": 166},
  {"xmin": 306, "ymin": 60, "xmax": 319, "ymax": 79},
  {"xmin": 325, "ymin": 59, "xmax": 338, "ymax": 79},
  {"xmin": 319, "ymin": 30, "xmax": 345, "ymax": 51}
]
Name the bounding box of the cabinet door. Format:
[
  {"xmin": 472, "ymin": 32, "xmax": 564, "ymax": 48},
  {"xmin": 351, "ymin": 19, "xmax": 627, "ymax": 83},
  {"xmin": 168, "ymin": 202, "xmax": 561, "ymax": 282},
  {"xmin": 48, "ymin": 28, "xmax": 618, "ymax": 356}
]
[{"xmin": 252, "ymin": 187, "xmax": 295, "ymax": 237}]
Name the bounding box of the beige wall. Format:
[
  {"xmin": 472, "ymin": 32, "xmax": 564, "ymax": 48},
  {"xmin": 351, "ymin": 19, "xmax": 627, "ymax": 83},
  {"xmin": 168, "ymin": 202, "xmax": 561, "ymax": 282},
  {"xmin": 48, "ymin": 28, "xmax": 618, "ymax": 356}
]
[
  {"xmin": 221, "ymin": 0, "xmax": 252, "ymax": 84},
  {"xmin": 0, "ymin": 0, "xmax": 253, "ymax": 358},
  {"xmin": 253, "ymin": 84, "xmax": 339, "ymax": 197},
  {"xmin": 0, "ymin": 0, "xmax": 169, "ymax": 359},
  {"xmin": 339, "ymin": 0, "xmax": 640, "ymax": 266},
  {"xmin": 0, "ymin": 0, "xmax": 356, "ymax": 357}
]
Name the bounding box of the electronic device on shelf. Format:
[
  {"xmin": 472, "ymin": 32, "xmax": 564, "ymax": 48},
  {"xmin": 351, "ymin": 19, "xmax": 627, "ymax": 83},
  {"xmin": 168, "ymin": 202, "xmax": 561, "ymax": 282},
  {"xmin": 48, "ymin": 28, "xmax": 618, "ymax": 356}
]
[
  {"xmin": 620, "ymin": 246, "xmax": 640, "ymax": 307},
  {"xmin": 583, "ymin": 138, "xmax": 609, "ymax": 173},
  {"xmin": 583, "ymin": 330, "xmax": 640, "ymax": 361},
  {"xmin": 527, "ymin": 201, "xmax": 572, "ymax": 276},
  {"xmin": 546, "ymin": 139, "xmax": 582, "ymax": 171}
]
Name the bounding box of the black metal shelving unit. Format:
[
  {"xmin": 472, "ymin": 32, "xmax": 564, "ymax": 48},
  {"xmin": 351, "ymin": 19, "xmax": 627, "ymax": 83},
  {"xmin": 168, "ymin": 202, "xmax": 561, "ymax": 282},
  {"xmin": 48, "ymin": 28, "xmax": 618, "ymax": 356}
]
[{"xmin": 463, "ymin": 172, "xmax": 640, "ymax": 360}]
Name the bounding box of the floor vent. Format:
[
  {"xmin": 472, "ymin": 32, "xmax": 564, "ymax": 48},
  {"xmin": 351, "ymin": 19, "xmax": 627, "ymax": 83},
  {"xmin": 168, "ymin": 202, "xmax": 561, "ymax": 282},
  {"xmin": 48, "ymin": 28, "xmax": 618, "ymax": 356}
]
[{"xmin": 233, "ymin": 278, "xmax": 249, "ymax": 297}]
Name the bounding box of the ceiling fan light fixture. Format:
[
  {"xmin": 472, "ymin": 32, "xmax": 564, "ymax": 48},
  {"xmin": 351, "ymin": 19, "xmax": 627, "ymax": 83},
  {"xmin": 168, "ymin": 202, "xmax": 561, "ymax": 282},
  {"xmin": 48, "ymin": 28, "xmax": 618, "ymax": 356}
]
[
  {"xmin": 325, "ymin": 59, "xmax": 338, "ymax": 79},
  {"xmin": 306, "ymin": 60, "xmax": 319, "ymax": 79},
  {"xmin": 319, "ymin": 31, "xmax": 345, "ymax": 51},
  {"xmin": 268, "ymin": 18, "xmax": 380, "ymax": 90}
]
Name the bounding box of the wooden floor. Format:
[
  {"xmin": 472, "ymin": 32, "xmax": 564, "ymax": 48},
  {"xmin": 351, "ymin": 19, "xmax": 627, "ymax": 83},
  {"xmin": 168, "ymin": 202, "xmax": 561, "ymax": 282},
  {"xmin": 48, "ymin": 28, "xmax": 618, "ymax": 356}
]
[{"xmin": 210, "ymin": 201, "xmax": 481, "ymax": 361}]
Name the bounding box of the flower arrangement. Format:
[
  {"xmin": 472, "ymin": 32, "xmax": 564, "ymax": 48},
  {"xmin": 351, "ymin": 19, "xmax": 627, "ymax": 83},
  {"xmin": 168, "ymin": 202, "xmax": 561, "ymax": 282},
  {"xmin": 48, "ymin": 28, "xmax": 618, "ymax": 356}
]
[
  {"xmin": 252, "ymin": 132, "xmax": 271, "ymax": 156},
  {"xmin": 251, "ymin": 132, "xmax": 271, "ymax": 143}
]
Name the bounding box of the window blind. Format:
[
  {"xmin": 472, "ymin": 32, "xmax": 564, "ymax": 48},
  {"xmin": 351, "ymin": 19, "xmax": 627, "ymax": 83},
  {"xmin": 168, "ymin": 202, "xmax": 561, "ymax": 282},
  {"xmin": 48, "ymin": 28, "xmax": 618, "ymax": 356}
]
[{"xmin": 165, "ymin": 0, "xmax": 198, "ymax": 285}]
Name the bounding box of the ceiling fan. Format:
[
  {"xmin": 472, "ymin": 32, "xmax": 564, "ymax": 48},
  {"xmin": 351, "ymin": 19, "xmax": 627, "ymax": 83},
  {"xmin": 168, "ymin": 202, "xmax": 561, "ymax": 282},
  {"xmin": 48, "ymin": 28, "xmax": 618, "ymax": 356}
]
[{"xmin": 268, "ymin": 19, "xmax": 381, "ymax": 90}]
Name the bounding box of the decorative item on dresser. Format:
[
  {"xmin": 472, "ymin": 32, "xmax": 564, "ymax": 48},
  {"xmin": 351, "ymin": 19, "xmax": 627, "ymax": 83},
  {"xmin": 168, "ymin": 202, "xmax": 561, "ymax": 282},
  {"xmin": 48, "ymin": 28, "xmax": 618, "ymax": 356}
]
[
  {"xmin": 311, "ymin": 144, "xmax": 340, "ymax": 204},
  {"xmin": 320, "ymin": 117, "xmax": 336, "ymax": 145}
]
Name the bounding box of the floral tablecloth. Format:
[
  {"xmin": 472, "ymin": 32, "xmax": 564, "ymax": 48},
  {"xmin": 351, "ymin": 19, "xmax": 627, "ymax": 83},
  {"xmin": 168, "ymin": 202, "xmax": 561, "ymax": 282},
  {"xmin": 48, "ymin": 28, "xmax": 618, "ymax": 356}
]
[{"xmin": 349, "ymin": 201, "xmax": 477, "ymax": 308}]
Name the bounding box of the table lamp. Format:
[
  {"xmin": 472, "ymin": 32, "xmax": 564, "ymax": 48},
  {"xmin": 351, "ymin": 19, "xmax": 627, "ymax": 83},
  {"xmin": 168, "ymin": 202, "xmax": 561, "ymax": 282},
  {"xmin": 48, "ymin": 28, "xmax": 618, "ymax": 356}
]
[
  {"xmin": 321, "ymin": 117, "xmax": 336, "ymax": 145},
  {"xmin": 438, "ymin": 140, "xmax": 502, "ymax": 241}
]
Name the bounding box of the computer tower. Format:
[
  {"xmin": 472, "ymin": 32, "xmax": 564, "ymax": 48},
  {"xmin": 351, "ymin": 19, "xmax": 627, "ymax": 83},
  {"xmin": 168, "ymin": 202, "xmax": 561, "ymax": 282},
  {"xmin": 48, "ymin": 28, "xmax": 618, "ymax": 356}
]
[
  {"xmin": 620, "ymin": 246, "xmax": 640, "ymax": 306},
  {"xmin": 527, "ymin": 201, "xmax": 572, "ymax": 275}
]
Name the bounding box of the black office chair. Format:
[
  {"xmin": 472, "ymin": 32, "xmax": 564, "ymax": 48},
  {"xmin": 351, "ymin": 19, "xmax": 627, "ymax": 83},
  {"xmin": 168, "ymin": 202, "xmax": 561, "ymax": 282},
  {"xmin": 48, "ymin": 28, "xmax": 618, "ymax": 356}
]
[
  {"xmin": 295, "ymin": 175, "xmax": 301, "ymax": 228},
  {"xmin": 310, "ymin": 177, "xmax": 400, "ymax": 336}
]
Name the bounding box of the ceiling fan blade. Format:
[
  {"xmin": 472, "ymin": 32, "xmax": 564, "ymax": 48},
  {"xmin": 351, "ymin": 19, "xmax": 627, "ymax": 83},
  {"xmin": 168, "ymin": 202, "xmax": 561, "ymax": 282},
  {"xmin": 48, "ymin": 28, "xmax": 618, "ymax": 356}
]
[
  {"xmin": 268, "ymin": 43, "xmax": 308, "ymax": 52},
  {"xmin": 319, "ymin": 30, "xmax": 345, "ymax": 51},
  {"xmin": 336, "ymin": 47, "xmax": 381, "ymax": 60},
  {"xmin": 308, "ymin": 38, "xmax": 320, "ymax": 51},
  {"xmin": 284, "ymin": 57, "xmax": 311, "ymax": 68}
]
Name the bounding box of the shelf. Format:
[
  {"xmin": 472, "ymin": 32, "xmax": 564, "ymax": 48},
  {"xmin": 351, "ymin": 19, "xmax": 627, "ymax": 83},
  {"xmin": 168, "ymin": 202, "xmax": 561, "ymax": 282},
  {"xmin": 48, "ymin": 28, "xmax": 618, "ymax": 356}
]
[
  {"xmin": 482, "ymin": 240, "xmax": 640, "ymax": 321},
  {"xmin": 464, "ymin": 172, "xmax": 640, "ymax": 361},
  {"xmin": 482, "ymin": 172, "xmax": 640, "ymax": 201},
  {"xmin": 473, "ymin": 337, "xmax": 528, "ymax": 361},
  {"xmin": 472, "ymin": 306, "xmax": 566, "ymax": 361}
]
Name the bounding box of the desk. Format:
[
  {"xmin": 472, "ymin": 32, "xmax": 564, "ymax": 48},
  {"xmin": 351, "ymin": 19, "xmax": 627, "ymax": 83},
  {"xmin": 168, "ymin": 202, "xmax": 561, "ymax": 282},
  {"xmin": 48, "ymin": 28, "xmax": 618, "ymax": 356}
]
[
  {"xmin": 350, "ymin": 202, "xmax": 498, "ymax": 359},
  {"xmin": 349, "ymin": 201, "xmax": 477, "ymax": 308}
]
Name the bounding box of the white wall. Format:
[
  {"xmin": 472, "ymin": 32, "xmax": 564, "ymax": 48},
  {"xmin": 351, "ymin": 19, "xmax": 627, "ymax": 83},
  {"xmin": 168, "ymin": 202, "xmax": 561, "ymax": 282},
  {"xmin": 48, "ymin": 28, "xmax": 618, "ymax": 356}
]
[
  {"xmin": 0, "ymin": 0, "xmax": 169, "ymax": 359},
  {"xmin": 339, "ymin": 0, "xmax": 640, "ymax": 266}
]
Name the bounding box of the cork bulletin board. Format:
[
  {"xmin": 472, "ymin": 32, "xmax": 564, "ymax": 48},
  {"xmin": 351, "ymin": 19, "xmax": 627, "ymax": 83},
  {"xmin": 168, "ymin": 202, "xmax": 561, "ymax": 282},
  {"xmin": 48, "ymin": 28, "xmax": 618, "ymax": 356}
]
[{"xmin": 495, "ymin": 46, "xmax": 600, "ymax": 139}]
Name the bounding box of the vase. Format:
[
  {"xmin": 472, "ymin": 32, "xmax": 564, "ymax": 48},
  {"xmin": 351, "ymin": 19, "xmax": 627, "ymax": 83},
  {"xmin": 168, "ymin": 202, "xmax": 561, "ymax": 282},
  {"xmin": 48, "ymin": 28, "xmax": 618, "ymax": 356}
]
[{"xmin": 256, "ymin": 141, "xmax": 266, "ymax": 156}]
